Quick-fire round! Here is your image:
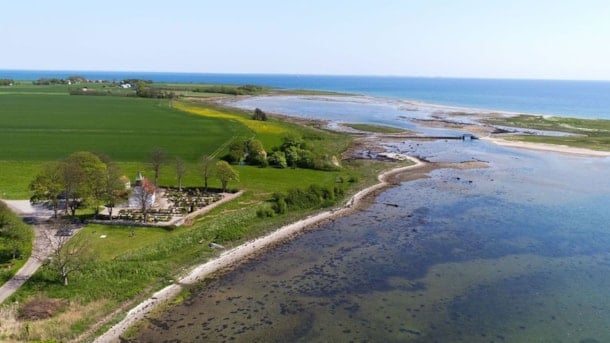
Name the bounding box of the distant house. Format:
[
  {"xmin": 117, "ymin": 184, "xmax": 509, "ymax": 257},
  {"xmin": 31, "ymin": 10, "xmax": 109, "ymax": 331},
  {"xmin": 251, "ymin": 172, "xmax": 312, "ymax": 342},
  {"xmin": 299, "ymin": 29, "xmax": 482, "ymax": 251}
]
[{"xmin": 120, "ymin": 83, "xmax": 132, "ymax": 89}]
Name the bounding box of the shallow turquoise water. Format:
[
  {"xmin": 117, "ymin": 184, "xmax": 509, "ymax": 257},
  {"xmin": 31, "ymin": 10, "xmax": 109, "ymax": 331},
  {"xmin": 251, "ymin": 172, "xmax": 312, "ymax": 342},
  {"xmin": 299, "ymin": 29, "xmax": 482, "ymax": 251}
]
[{"xmin": 133, "ymin": 138, "xmax": 610, "ymax": 342}]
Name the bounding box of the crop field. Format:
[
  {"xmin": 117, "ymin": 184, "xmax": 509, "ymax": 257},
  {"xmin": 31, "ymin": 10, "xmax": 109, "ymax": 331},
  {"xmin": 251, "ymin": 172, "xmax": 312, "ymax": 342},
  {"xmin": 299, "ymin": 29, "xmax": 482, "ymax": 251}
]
[
  {"xmin": 0, "ymin": 94, "xmax": 250, "ymax": 162},
  {"xmin": 0, "ymin": 93, "xmax": 256, "ymax": 198}
]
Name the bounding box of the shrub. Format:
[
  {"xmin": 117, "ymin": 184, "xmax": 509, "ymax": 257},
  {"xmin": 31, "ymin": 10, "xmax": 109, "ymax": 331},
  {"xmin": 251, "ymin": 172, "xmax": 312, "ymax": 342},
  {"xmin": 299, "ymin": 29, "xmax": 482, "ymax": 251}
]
[
  {"xmin": 252, "ymin": 108, "xmax": 267, "ymax": 121},
  {"xmin": 285, "ymin": 188, "xmax": 321, "ymax": 210},
  {"xmin": 271, "ymin": 193, "xmax": 287, "ymax": 214},
  {"xmin": 256, "ymin": 206, "xmax": 275, "ymax": 218},
  {"xmin": 268, "ymin": 151, "xmax": 287, "ymax": 168}
]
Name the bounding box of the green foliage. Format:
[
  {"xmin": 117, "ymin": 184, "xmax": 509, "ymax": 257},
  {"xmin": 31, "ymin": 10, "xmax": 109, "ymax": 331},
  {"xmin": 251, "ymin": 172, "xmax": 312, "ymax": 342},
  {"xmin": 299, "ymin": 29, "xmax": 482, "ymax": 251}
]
[
  {"xmin": 215, "ymin": 161, "xmax": 239, "ymax": 192},
  {"xmin": 266, "ymin": 135, "xmax": 338, "ymax": 170},
  {"xmin": 33, "ymin": 78, "xmax": 68, "ymax": 85},
  {"xmin": 0, "ymin": 78, "xmax": 14, "ymax": 86},
  {"xmin": 252, "ymin": 108, "xmax": 267, "ymax": 121},
  {"xmin": 29, "ymin": 162, "xmax": 64, "ymax": 217},
  {"xmin": 268, "ymin": 151, "xmax": 287, "ymax": 168},
  {"xmin": 245, "ymin": 139, "xmax": 267, "ymax": 166},
  {"xmin": 67, "ymin": 75, "xmax": 87, "ymax": 83},
  {"xmin": 193, "ymin": 84, "xmax": 266, "ymax": 95},
  {"xmin": 0, "ymin": 202, "xmax": 34, "ymax": 281},
  {"xmin": 223, "ymin": 140, "xmax": 247, "ymax": 164},
  {"xmin": 124, "ymin": 79, "xmax": 153, "ymax": 85},
  {"xmin": 268, "ymin": 183, "xmax": 338, "ymax": 214},
  {"xmin": 135, "ymin": 85, "xmax": 176, "ymax": 99},
  {"xmin": 256, "ymin": 206, "xmax": 276, "ymax": 218},
  {"xmin": 29, "ymin": 152, "xmax": 125, "ymax": 217}
]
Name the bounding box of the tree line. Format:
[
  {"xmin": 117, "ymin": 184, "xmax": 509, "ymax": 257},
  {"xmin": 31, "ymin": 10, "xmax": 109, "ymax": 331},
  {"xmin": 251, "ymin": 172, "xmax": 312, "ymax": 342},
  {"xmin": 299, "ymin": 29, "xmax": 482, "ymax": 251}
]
[
  {"xmin": 193, "ymin": 84, "xmax": 266, "ymax": 96},
  {"xmin": 29, "ymin": 151, "xmax": 128, "ymax": 219},
  {"xmin": 29, "ymin": 149, "xmax": 240, "ymax": 220},
  {"xmin": 223, "ymin": 135, "xmax": 338, "ymax": 171}
]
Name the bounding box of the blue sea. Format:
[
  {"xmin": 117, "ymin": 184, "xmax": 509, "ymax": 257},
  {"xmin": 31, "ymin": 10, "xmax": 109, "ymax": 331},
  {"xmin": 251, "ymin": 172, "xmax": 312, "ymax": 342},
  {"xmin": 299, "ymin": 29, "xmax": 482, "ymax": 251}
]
[{"xmin": 2, "ymin": 70, "xmax": 610, "ymax": 119}]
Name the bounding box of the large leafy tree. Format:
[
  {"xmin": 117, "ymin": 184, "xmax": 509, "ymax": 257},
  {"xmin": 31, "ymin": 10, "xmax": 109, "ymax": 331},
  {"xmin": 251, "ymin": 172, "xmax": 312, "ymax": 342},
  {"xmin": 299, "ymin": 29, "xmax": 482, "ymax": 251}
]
[
  {"xmin": 30, "ymin": 152, "xmax": 124, "ymax": 218},
  {"xmin": 99, "ymin": 158, "xmax": 128, "ymax": 219},
  {"xmin": 245, "ymin": 139, "xmax": 267, "ymax": 166},
  {"xmin": 63, "ymin": 152, "xmax": 107, "ymax": 216},
  {"xmin": 215, "ymin": 161, "xmax": 239, "ymax": 192},
  {"xmin": 29, "ymin": 162, "xmax": 64, "ymax": 218}
]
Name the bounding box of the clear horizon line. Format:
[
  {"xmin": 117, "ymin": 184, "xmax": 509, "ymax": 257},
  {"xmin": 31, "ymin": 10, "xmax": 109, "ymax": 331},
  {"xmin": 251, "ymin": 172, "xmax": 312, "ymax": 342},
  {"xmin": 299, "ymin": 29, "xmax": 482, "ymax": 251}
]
[{"xmin": 1, "ymin": 68, "xmax": 609, "ymax": 83}]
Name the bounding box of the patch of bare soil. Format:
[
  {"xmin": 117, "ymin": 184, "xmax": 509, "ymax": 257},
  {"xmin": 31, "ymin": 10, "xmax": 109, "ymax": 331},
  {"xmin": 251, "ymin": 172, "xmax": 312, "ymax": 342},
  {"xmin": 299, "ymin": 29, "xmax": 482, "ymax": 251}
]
[{"xmin": 18, "ymin": 298, "xmax": 66, "ymax": 321}]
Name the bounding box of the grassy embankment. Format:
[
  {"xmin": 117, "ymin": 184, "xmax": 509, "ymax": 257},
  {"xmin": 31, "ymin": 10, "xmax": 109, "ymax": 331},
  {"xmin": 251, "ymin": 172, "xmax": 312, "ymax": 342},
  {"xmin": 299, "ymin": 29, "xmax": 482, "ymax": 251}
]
[
  {"xmin": 0, "ymin": 84, "xmax": 403, "ymax": 341},
  {"xmin": 483, "ymin": 115, "xmax": 610, "ymax": 151}
]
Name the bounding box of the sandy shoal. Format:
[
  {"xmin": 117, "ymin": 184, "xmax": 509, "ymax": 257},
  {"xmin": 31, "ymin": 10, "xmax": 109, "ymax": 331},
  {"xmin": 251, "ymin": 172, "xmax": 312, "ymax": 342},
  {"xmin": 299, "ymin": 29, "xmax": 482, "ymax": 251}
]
[{"xmin": 482, "ymin": 137, "xmax": 610, "ymax": 157}]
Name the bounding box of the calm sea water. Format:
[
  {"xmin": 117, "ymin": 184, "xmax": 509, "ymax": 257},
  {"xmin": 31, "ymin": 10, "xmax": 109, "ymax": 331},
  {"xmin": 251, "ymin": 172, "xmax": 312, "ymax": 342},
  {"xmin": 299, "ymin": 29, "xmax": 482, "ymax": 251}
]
[
  {"xmin": 2, "ymin": 70, "xmax": 610, "ymax": 118},
  {"xmin": 133, "ymin": 138, "xmax": 610, "ymax": 342}
]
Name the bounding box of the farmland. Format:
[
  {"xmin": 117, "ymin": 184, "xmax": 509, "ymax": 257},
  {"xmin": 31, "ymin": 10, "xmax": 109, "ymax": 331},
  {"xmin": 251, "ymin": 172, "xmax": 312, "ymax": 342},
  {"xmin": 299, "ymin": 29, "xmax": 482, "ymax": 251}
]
[
  {"xmin": 0, "ymin": 84, "xmax": 400, "ymax": 341},
  {"xmin": 0, "ymin": 94, "xmax": 249, "ymax": 162}
]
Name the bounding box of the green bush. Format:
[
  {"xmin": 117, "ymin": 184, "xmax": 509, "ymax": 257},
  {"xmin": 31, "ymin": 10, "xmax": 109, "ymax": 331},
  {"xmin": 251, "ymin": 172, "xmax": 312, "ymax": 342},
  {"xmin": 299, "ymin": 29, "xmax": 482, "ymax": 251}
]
[
  {"xmin": 256, "ymin": 206, "xmax": 275, "ymax": 218},
  {"xmin": 271, "ymin": 193, "xmax": 287, "ymax": 214},
  {"xmin": 268, "ymin": 183, "xmax": 338, "ymax": 215}
]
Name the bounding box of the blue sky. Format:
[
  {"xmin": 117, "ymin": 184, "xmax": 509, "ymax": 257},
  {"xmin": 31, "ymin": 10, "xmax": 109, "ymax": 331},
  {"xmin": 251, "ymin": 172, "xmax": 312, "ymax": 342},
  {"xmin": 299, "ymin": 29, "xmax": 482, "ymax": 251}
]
[{"xmin": 3, "ymin": 0, "xmax": 610, "ymax": 80}]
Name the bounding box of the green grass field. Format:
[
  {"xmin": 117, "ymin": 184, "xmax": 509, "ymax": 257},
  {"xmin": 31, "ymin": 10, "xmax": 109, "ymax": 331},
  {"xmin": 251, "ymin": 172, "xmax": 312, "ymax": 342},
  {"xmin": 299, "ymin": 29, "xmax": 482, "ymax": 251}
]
[{"xmin": 0, "ymin": 94, "xmax": 250, "ymax": 162}]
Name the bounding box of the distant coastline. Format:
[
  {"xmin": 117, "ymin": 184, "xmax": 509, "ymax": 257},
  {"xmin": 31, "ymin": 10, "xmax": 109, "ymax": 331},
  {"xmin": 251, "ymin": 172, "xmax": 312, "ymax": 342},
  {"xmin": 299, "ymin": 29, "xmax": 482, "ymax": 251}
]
[{"xmin": 2, "ymin": 70, "xmax": 610, "ymax": 119}]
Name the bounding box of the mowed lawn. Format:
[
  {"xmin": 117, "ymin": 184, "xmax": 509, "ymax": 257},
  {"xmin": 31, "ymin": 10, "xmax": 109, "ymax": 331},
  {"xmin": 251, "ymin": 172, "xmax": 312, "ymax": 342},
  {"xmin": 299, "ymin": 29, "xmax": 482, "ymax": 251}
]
[{"xmin": 0, "ymin": 94, "xmax": 250, "ymax": 162}]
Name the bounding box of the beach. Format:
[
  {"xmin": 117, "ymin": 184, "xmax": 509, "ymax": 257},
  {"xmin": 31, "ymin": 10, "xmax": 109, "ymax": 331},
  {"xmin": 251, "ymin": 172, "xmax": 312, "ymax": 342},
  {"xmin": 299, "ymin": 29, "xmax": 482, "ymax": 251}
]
[{"xmin": 482, "ymin": 136, "xmax": 610, "ymax": 157}]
